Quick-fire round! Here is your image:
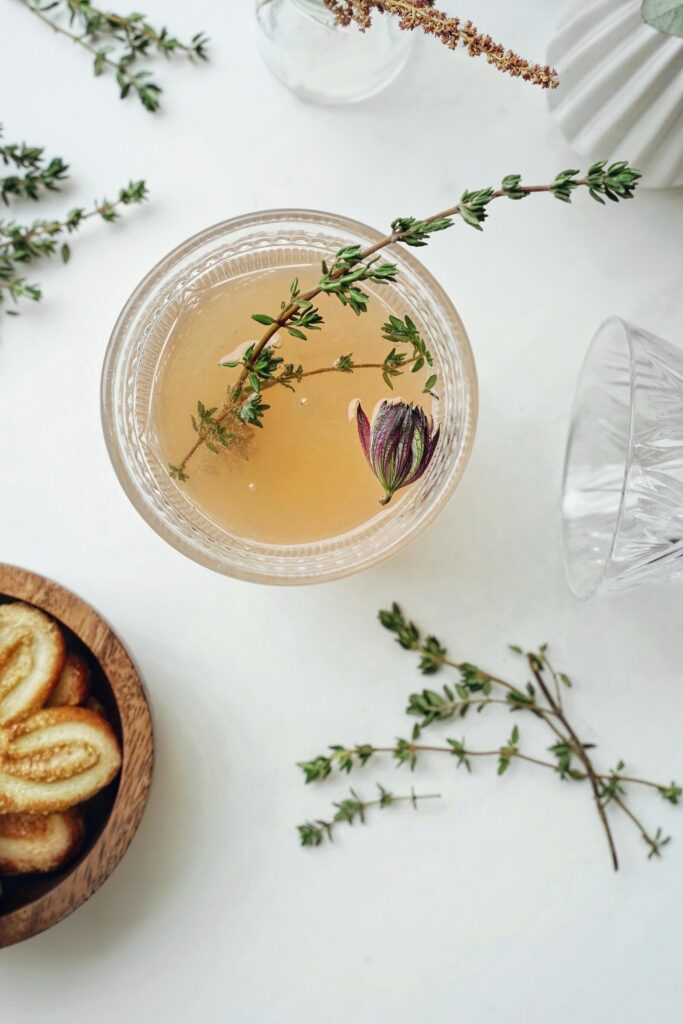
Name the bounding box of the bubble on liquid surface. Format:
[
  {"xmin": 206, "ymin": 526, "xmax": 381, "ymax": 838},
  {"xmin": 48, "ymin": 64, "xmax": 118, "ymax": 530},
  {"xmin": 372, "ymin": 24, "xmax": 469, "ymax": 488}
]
[{"xmin": 299, "ymin": 397, "xmax": 308, "ymax": 406}]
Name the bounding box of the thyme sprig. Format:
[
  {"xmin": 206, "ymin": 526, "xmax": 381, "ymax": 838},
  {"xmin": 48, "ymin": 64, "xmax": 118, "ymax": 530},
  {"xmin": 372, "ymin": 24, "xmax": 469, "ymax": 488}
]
[
  {"xmin": 0, "ymin": 178, "xmax": 147, "ymax": 315},
  {"xmin": 170, "ymin": 306, "xmax": 430, "ymax": 481},
  {"xmin": 173, "ymin": 161, "xmax": 641, "ymax": 481},
  {"xmin": 19, "ymin": 0, "xmax": 208, "ymax": 112},
  {"xmin": 324, "ymin": 1, "xmax": 559, "ymax": 89},
  {"xmin": 297, "ymin": 603, "xmax": 679, "ymax": 867},
  {"xmin": 297, "ymin": 784, "xmax": 441, "ymax": 846},
  {"xmin": 0, "ymin": 128, "xmax": 69, "ymax": 205}
]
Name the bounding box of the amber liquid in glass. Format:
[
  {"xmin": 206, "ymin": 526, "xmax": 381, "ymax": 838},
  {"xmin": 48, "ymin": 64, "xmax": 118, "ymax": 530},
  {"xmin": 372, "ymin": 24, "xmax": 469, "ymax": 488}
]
[{"xmin": 151, "ymin": 265, "xmax": 432, "ymax": 545}]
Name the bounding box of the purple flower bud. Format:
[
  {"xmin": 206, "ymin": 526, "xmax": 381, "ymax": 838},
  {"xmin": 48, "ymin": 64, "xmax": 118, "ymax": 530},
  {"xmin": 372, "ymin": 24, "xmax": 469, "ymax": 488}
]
[{"xmin": 356, "ymin": 400, "xmax": 440, "ymax": 506}]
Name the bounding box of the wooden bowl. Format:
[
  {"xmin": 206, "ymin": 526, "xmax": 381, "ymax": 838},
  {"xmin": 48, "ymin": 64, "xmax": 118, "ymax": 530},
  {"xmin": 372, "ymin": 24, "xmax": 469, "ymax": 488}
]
[{"xmin": 0, "ymin": 564, "xmax": 153, "ymax": 948}]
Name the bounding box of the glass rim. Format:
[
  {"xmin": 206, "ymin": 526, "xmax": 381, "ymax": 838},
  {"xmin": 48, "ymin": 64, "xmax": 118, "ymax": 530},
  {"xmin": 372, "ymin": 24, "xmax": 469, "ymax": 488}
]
[
  {"xmin": 101, "ymin": 208, "xmax": 478, "ymax": 584},
  {"xmin": 561, "ymin": 315, "xmax": 636, "ymax": 598}
]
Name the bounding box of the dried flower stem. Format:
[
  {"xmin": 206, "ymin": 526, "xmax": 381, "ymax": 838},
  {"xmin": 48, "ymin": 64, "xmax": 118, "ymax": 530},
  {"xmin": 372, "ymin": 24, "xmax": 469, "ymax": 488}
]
[{"xmin": 324, "ymin": 0, "xmax": 559, "ymax": 89}]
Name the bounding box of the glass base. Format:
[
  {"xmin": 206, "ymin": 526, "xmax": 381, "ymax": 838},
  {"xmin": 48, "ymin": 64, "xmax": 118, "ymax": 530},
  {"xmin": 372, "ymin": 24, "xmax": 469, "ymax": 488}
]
[
  {"xmin": 562, "ymin": 317, "xmax": 683, "ymax": 598},
  {"xmin": 255, "ymin": 0, "xmax": 414, "ymax": 106}
]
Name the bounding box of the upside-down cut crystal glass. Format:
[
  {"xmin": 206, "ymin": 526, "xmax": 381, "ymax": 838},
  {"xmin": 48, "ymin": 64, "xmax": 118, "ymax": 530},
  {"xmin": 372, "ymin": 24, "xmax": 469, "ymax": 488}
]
[
  {"xmin": 562, "ymin": 317, "xmax": 683, "ymax": 598},
  {"xmin": 101, "ymin": 210, "xmax": 477, "ymax": 585}
]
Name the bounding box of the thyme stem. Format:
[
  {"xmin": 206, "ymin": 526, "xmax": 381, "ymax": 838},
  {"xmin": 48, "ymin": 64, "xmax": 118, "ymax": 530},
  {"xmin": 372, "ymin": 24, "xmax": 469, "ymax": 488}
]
[
  {"xmin": 244, "ymin": 181, "xmax": 579, "ymax": 376},
  {"xmin": 612, "ymin": 795, "xmax": 664, "ymax": 859},
  {"xmin": 316, "ymin": 744, "xmax": 676, "ymax": 792},
  {"xmin": 298, "ymin": 785, "xmax": 441, "ymax": 846},
  {"xmin": 81, "ymin": 5, "xmax": 201, "ymax": 54},
  {"xmin": 368, "ymin": 745, "xmax": 560, "ymax": 769},
  {"xmin": 175, "ymin": 175, "xmax": 586, "ymax": 475},
  {"xmin": 174, "ymin": 161, "xmax": 640, "ymax": 478},
  {"xmin": 298, "ymin": 603, "xmax": 678, "ymax": 865},
  {"xmin": 174, "ymin": 352, "xmax": 421, "ymax": 475},
  {"xmin": 266, "ymin": 356, "xmax": 418, "ymax": 390},
  {"xmin": 0, "ymin": 191, "xmax": 140, "ymax": 256},
  {"xmin": 19, "ymin": 0, "xmax": 208, "ymax": 111},
  {"xmin": 0, "ymin": 176, "xmax": 147, "ymax": 316},
  {"xmin": 527, "ymin": 654, "xmax": 619, "ymax": 871},
  {"xmin": 20, "ymin": 1, "xmax": 126, "ymax": 77}
]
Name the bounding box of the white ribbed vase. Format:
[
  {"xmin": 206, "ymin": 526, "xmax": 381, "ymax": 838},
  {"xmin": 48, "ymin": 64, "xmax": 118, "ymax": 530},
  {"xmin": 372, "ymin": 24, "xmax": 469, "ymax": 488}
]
[{"xmin": 547, "ymin": 0, "xmax": 683, "ymax": 189}]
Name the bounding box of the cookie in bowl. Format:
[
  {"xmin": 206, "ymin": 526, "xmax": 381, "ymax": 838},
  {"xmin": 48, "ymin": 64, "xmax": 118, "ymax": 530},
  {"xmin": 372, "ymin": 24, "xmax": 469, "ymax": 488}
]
[{"xmin": 0, "ymin": 565, "xmax": 152, "ymax": 948}]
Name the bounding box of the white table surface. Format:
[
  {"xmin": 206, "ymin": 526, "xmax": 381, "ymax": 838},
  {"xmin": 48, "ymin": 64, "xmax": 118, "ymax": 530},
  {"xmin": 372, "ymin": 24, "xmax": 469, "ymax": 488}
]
[{"xmin": 1, "ymin": 2, "xmax": 682, "ymax": 1020}]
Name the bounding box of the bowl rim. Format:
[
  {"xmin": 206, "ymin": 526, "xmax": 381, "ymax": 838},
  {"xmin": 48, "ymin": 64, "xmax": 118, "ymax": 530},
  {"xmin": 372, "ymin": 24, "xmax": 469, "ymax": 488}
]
[
  {"xmin": 0, "ymin": 564, "xmax": 153, "ymax": 948},
  {"xmin": 101, "ymin": 207, "xmax": 478, "ymax": 584}
]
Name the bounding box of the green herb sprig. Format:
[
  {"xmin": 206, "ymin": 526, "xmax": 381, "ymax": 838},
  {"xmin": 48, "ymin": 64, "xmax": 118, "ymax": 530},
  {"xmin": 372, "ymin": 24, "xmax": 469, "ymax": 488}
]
[
  {"xmin": 20, "ymin": 0, "xmax": 208, "ymax": 112},
  {"xmin": 297, "ymin": 603, "xmax": 679, "ymax": 868},
  {"xmin": 173, "ymin": 161, "xmax": 641, "ymax": 482},
  {"xmin": 0, "ymin": 128, "xmax": 69, "ymax": 205},
  {"xmin": 0, "ymin": 177, "xmax": 148, "ymax": 316},
  {"xmin": 298, "ymin": 784, "xmax": 441, "ymax": 846}
]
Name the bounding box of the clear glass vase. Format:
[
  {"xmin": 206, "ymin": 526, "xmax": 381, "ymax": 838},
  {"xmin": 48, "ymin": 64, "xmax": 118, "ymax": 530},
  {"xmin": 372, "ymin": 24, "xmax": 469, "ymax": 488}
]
[
  {"xmin": 562, "ymin": 317, "xmax": 683, "ymax": 598},
  {"xmin": 101, "ymin": 210, "xmax": 477, "ymax": 585},
  {"xmin": 255, "ymin": 0, "xmax": 414, "ymax": 105}
]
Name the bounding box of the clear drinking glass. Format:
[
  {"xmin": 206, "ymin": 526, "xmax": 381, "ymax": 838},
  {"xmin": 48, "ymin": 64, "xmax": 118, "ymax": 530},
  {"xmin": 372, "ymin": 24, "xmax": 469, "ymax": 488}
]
[
  {"xmin": 562, "ymin": 316, "xmax": 683, "ymax": 598},
  {"xmin": 255, "ymin": 0, "xmax": 414, "ymax": 105},
  {"xmin": 101, "ymin": 210, "xmax": 477, "ymax": 585}
]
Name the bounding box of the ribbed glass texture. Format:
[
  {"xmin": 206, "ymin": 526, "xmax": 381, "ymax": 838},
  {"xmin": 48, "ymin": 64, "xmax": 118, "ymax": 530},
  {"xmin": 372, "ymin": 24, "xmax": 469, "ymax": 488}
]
[
  {"xmin": 101, "ymin": 210, "xmax": 477, "ymax": 585},
  {"xmin": 562, "ymin": 317, "xmax": 683, "ymax": 597}
]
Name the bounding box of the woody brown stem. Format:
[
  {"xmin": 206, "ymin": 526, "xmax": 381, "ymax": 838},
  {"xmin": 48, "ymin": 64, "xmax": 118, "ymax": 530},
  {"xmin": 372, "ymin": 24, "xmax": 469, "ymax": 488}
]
[{"xmin": 528, "ymin": 655, "xmax": 619, "ymax": 871}]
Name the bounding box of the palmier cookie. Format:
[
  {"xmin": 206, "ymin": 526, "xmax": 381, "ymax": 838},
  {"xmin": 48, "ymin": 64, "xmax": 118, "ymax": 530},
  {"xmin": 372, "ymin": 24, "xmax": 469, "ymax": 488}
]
[
  {"xmin": 47, "ymin": 651, "xmax": 91, "ymax": 708},
  {"xmin": 0, "ymin": 707, "xmax": 121, "ymax": 815},
  {"xmin": 0, "ymin": 809, "xmax": 85, "ymax": 875},
  {"xmin": 0, "ymin": 603, "xmax": 65, "ymax": 725}
]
